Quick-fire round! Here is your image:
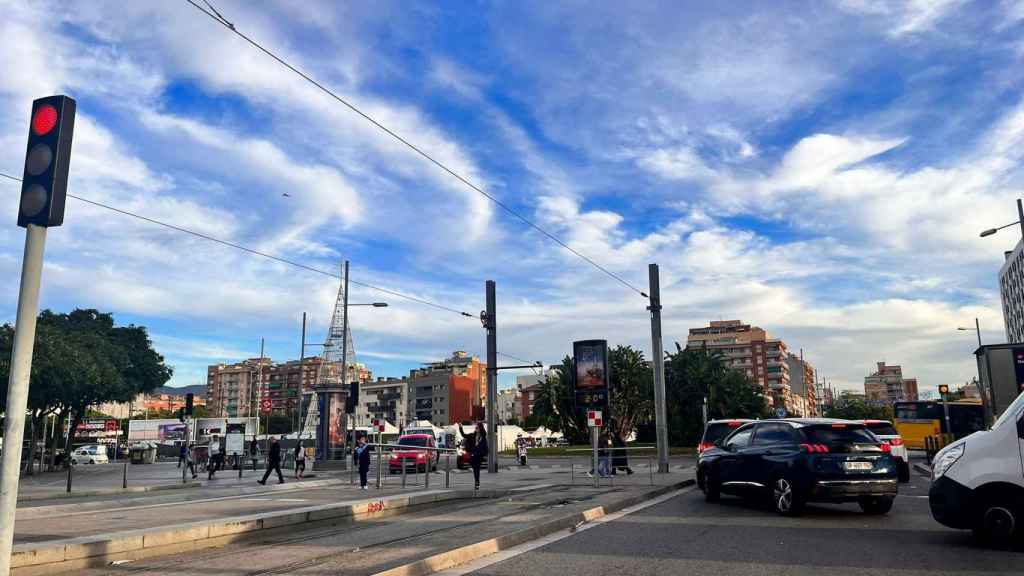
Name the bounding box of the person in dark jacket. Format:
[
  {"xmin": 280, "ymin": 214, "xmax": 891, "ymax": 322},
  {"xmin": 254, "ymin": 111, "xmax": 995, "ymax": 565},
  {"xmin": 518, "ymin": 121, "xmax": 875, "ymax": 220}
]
[
  {"xmin": 355, "ymin": 435, "xmax": 372, "ymax": 489},
  {"xmin": 250, "ymin": 438, "xmax": 260, "ymax": 472},
  {"xmin": 611, "ymin": 428, "xmax": 633, "ymax": 475},
  {"xmin": 258, "ymin": 437, "xmax": 284, "ymax": 485},
  {"xmin": 458, "ymin": 423, "xmax": 477, "ymax": 471},
  {"xmin": 469, "ymin": 422, "xmax": 487, "ymax": 490}
]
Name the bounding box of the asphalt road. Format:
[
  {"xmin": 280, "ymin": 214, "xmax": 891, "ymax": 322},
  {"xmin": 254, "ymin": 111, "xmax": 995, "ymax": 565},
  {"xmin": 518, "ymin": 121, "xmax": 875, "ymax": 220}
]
[{"xmin": 469, "ymin": 470, "xmax": 1023, "ymax": 576}]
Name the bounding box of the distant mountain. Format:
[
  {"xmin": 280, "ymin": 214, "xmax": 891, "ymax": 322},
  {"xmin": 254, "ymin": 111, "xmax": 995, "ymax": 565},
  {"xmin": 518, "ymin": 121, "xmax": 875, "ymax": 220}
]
[{"xmin": 151, "ymin": 384, "xmax": 206, "ymax": 399}]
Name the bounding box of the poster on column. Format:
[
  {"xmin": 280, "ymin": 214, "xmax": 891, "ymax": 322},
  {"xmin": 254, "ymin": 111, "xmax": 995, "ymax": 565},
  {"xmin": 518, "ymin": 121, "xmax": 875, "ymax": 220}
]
[{"xmin": 225, "ymin": 422, "xmax": 245, "ymax": 454}]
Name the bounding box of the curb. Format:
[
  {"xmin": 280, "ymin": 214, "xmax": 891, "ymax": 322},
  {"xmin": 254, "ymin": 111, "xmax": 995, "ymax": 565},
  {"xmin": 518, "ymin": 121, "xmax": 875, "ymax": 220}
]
[
  {"xmin": 16, "ymin": 481, "xmax": 201, "ymax": 503},
  {"xmin": 11, "ymin": 488, "xmax": 512, "ymax": 575},
  {"xmin": 371, "ymin": 479, "xmax": 696, "ymax": 576}
]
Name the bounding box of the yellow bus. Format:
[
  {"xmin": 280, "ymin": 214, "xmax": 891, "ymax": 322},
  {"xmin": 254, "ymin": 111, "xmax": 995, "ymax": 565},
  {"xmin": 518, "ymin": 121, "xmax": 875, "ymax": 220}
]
[{"xmin": 893, "ymin": 400, "xmax": 985, "ymax": 450}]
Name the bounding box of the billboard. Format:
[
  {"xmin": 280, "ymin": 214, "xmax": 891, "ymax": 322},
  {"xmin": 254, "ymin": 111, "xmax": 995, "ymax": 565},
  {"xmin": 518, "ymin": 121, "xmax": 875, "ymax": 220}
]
[
  {"xmin": 573, "ymin": 340, "xmax": 609, "ymax": 410},
  {"xmin": 76, "ymin": 419, "xmax": 119, "ymax": 438},
  {"xmin": 158, "ymin": 423, "xmax": 186, "ymax": 441}
]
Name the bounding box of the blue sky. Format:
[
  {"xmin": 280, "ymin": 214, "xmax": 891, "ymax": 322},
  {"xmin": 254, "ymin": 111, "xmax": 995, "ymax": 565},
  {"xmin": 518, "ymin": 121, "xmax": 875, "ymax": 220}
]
[{"xmin": 1, "ymin": 0, "xmax": 1023, "ymax": 395}]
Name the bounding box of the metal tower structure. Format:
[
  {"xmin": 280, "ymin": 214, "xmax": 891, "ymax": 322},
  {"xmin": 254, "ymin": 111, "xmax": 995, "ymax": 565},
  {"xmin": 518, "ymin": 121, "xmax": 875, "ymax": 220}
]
[{"xmin": 301, "ymin": 262, "xmax": 355, "ymax": 437}]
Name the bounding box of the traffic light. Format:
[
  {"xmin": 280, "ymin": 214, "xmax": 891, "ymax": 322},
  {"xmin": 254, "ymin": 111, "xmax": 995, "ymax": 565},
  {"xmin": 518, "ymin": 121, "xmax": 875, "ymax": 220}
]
[
  {"xmin": 185, "ymin": 393, "xmax": 194, "ymax": 416},
  {"xmin": 938, "ymin": 384, "xmax": 949, "ymax": 396},
  {"xmin": 18, "ymin": 95, "xmax": 75, "ymax": 228},
  {"xmin": 345, "ymin": 382, "xmax": 358, "ymax": 414}
]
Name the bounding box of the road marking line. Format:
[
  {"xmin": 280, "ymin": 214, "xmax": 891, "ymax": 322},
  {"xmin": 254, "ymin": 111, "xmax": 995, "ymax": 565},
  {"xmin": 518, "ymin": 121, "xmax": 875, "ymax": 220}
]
[{"xmin": 434, "ymin": 486, "xmax": 695, "ymax": 576}]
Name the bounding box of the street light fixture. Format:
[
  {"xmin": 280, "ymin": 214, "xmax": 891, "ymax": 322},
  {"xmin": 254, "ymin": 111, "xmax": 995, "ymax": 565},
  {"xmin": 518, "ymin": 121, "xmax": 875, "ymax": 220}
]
[{"xmin": 978, "ymin": 199, "xmax": 1024, "ymax": 239}]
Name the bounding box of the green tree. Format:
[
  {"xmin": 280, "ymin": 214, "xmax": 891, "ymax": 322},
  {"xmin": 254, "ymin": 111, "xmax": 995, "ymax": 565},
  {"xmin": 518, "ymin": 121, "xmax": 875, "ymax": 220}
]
[
  {"xmin": 530, "ymin": 356, "xmax": 588, "ymax": 443},
  {"xmin": 663, "ymin": 343, "xmax": 770, "ymax": 446},
  {"xmin": 825, "ymin": 393, "xmax": 894, "ymax": 421},
  {"xmin": 0, "ymin": 309, "xmax": 172, "ymax": 470},
  {"xmin": 607, "ymin": 345, "xmax": 654, "ymax": 441}
]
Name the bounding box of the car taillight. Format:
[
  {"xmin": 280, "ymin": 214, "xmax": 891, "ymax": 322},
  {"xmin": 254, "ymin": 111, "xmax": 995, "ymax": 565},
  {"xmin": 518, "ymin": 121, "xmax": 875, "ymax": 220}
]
[
  {"xmin": 888, "ymin": 438, "xmax": 904, "ymax": 446},
  {"xmin": 800, "ymin": 443, "xmax": 829, "ymax": 453},
  {"xmin": 880, "ymin": 443, "xmax": 892, "ymax": 453},
  {"xmin": 698, "ymin": 442, "xmax": 713, "ymax": 453}
]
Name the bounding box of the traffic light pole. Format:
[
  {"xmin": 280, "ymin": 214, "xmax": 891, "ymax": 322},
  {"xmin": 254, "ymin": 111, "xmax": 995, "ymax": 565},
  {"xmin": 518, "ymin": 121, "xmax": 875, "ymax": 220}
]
[{"xmin": 0, "ymin": 224, "xmax": 48, "ymax": 576}]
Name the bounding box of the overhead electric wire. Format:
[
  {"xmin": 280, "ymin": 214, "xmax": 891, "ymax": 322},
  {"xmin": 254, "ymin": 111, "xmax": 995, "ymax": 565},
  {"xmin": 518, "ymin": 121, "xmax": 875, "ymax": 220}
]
[
  {"xmin": 0, "ymin": 171, "xmax": 474, "ymax": 318},
  {"xmin": 182, "ymin": 0, "xmax": 649, "ymax": 299}
]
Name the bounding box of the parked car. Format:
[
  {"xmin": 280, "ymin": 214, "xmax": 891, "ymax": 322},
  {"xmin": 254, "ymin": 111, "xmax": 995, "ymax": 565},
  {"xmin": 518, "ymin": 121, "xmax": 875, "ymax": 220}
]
[
  {"xmin": 698, "ymin": 419, "xmax": 754, "ymax": 455},
  {"xmin": 389, "ymin": 434, "xmax": 438, "ymax": 474},
  {"xmin": 698, "ymin": 419, "xmax": 899, "ymax": 516},
  {"xmin": 71, "ymin": 444, "xmax": 110, "ymax": 465},
  {"xmin": 861, "ymin": 420, "xmax": 911, "ymax": 483},
  {"xmin": 929, "ymin": 389, "xmax": 1024, "ymax": 548}
]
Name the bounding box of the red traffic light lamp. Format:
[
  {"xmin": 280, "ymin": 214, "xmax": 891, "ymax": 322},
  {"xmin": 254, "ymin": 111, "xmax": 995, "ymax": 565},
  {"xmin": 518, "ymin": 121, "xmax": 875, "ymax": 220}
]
[{"xmin": 19, "ymin": 95, "xmax": 75, "ymax": 228}]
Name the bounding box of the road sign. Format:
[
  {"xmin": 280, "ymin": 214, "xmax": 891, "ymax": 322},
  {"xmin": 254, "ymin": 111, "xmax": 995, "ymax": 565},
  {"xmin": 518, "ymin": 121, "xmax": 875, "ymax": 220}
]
[
  {"xmin": 775, "ymin": 408, "xmax": 787, "ymax": 419},
  {"xmin": 260, "ymin": 398, "xmax": 272, "ymax": 413},
  {"xmin": 587, "ymin": 410, "xmax": 603, "ymax": 428}
]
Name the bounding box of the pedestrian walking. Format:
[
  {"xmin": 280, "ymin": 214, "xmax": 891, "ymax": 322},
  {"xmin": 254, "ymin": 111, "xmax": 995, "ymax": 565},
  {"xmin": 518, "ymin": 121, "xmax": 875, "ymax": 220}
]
[
  {"xmin": 208, "ymin": 437, "xmax": 221, "ymax": 480},
  {"xmin": 258, "ymin": 436, "xmax": 284, "ymax": 485},
  {"xmin": 469, "ymin": 422, "xmax": 487, "ymax": 490},
  {"xmin": 293, "ymin": 440, "xmax": 306, "ymax": 479},
  {"xmin": 611, "ymin": 427, "xmax": 633, "ymax": 475},
  {"xmin": 185, "ymin": 445, "xmax": 197, "ymax": 479},
  {"xmin": 250, "ymin": 438, "xmax": 260, "ymax": 472},
  {"xmin": 177, "ymin": 442, "xmax": 186, "ymax": 468},
  {"xmin": 355, "ymin": 435, "xmax": 372, "ymax": 490}
]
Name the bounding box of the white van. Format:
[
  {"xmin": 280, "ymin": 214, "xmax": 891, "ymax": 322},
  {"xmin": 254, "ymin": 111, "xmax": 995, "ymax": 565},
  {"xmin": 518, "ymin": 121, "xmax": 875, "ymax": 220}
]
[{"xmin": 929, "ymin": 389, "xmax": 1024, "ymax": 547}]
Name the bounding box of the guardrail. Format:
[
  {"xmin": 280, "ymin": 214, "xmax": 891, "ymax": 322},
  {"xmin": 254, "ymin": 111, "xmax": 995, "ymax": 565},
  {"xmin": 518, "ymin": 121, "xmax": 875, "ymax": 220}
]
[
  {"xmin": 564, "ymin": 447, "xmax": 657, "ymax": 487},
  {"xmin": 363, "ymin": 443, "xmax": 459, "ymax": 490}
]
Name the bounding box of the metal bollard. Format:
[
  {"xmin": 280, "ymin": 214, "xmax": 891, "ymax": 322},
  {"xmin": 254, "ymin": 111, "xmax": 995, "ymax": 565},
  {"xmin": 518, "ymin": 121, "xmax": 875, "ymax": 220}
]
[
  {"xmin": 569, "ymin": 457, "xmax": 574, "ymax": 485},
  {"xmin": 649, "ymin": 455, "xmax": 654, "ymax": 486},
  {"xmin": 376, "ymin": 447, "xmax": 382, "ymax": 490},
  {"xmin": 426, "ymin": 457, "xmax": 430, "ymax": 489},
  {"xmin": 446, "ymin": 453, "xmax": 451, "ymax": 488},
  {"xmin": 402, "ymin": 457, "xmax": 407, "ymax": 488}
]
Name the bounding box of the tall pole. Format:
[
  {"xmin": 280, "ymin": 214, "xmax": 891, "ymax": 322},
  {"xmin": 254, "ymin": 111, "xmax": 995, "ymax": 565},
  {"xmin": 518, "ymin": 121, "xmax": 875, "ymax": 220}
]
[
  {"xmin": 485, "ymin": 280, "xmax": 498, "ymax": 474},
  {"xmin": 648, "ymin": 264, "xmax": 669, "ymax": 474},
  {"xmin": 258, "ymin": 338, "xmax": 266, "ymax": 452},
  {"xmin": 122, "ymin": 400, "xmax": 132, "ymax": 489},
  {"xmin": 340, "ymin": 261, "xmax": 350, "ymax": 467},
  {"xmin": 974, "ymin": 318, "xmax": 982, "ymax": 349},
  {"xmin": 0, "ymin": 224, "xmax": 48, "ymax": 576},
  {"xmin": 297, "ymin": 312, "xmax": 306, "ymax": 435}
]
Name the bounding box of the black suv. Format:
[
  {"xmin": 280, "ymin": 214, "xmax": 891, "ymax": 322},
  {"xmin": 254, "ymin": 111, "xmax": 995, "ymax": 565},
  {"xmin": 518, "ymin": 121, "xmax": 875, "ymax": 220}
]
[{"xmin": 697, "ymin": 419, "xmax": 898, "ymax": 516}]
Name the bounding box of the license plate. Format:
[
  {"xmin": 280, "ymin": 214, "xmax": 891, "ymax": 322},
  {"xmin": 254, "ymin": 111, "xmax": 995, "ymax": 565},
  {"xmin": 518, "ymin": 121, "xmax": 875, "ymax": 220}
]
[{"xmin": 844, "ymin": 461, "xmax": 872, "ymax": 471}]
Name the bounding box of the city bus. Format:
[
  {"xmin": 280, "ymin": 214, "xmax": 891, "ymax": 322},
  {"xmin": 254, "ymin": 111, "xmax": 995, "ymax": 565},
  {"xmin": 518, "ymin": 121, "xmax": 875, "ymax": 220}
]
[{"xmin": 893, "ymin": 400, "xmax": 985, "ymax": 449}]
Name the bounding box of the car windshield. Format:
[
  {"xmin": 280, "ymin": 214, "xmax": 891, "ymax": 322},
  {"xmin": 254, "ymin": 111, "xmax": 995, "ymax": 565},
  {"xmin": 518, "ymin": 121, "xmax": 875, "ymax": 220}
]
[
  {"xmin": 863, "ymin": 422, "xmax": 898, "ymax": 436},
  {"xmin": 991, "ymin": 389, "xmax": 1024, "ymax": 431},
  {"xmin": 802, "ymin": 425, "xmax": 877, "ymax": 446},
  {"xmin": 703, "ymin": 422, "xmax": 744, "ymax": 445},
  {"xmin": 398, "ymin": 437, "xmax": 429, "ymax": 447}
]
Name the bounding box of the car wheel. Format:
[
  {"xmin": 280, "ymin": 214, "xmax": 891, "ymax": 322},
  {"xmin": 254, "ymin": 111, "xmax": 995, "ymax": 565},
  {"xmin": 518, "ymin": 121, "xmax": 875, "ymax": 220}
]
[
  {"xmin": 772, "ymin": 476, "xmax": 804, "ymax": 516},
  {"xmin": 858, "ymin": 496, "xmax": 894, "ymax": 515},
  {"xmin": 703, "ymin": 467, "xmax": 720, "ymax": 503},
  {"xmin": 897, "ymin": 460, "xmax": 910, "ymax": 483},
  {"xmin": 972, "ymin": 502, "xmax": 1019, "ymax": 549}
]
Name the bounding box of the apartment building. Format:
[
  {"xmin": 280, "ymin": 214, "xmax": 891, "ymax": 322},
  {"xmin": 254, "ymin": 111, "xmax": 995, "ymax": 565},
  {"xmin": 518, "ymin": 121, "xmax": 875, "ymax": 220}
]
[
  {"xmin": 687, "ymin": 320, "xmax": 793, "ymax": 412},
  {"xmin": 864, "ymin": 362, "xmax": 919, "ymax": 405},
  {"xmin": 416, "ymin": 351, "xmax": 488, "ymax": 407},
  {"xmin": 785, "ymin": 353, "xmax": 819, "ymax": 417},
  {"xmin": 356, "ymin": 377, "xmax": 409, "ymax": 426},
  {"xmin": 999, "ymin": 238, "xmax": 1024, "ymax": 343}
]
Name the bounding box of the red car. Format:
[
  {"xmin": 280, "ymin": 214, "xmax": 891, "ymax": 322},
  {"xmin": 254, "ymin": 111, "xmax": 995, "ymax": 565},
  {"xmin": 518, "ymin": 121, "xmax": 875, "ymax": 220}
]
[{"xmin": 389, "ymin": 434, "xmax": 438, "ymax": 474}]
